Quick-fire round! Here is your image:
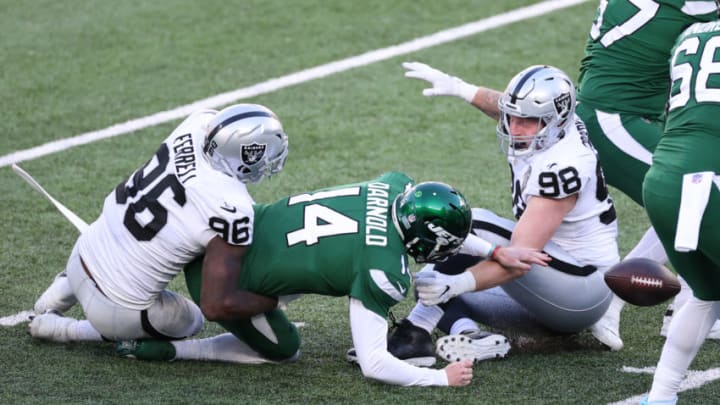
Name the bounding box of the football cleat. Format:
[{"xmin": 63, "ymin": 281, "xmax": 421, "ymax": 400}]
[
  {"xmin": 435, "ymin": 330, "xmax": 510, "ymax": 363},
  {"xmin": 387, "ymin": 319, "xmax": 436, "ymax": 367},
  {"xmin": 346, "ymin": 319, "xmax": 436, "ymax": 367},
  {"xmin": 116, "ymin": 339, "xmax": 176, "ymax": 361},
  {"xmin": 589, "ymin": 299, "xmax": 624, "ymax": 351}
]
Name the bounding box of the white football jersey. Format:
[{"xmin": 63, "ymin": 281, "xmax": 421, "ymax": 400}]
[
  {"xmin": 78, "ymin": 110, "xmax": 256, "ymax": 310},
  {"xmin": 508, "ymin": 116, "xmax": 619, "ymax": 268}
]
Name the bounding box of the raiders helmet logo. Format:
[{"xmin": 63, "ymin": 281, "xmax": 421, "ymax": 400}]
[
  {"xmin": 241, "ymin": 143, "xmax": 267, "ymax": 165},
  {"xmin": 553, "ymin": 93, "xmax": 572, "ymax": 117}
]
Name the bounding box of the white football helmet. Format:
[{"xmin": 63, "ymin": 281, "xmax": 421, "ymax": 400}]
[
  {"xmin": 496, "ymin": 65, "xmax": 575, "ymax": 157},
  {"xmin": 203, "ymin": 104, "xmax": 289, "ymax": 183}
]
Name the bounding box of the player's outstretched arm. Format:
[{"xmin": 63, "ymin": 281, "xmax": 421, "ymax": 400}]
[
  {"xmin": 199, "ymin": 236, "xmax": 278, "ymax": 321},
  {"xmin": 349, "ymin": 298, "xmax": 449, "ymax": 386},
  {"xmin": 444, "ymin": 360, "xmax": 474, "ymax": 387},
  {"xmin": 461, "ymin": 233, "xmax": 549, "ymax": 271},
  {"xmin": 402, "ymin": 61, "xmax": 502, "ymax": 120}
]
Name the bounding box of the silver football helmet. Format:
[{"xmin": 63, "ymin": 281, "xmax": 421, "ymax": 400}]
[
  {"xmin": 496, "ymin": 65, "xmax": 575, "ymax": 157},
  {"xmin": 203, "ymin": 104, "xmax": 289, "ymax": 183}
]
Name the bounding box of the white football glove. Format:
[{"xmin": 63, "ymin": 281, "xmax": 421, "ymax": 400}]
[
  {"xmin": 402, "ymin": 61, "xmax": 479, "ymax": 103},
  {"xmin": 414, "ymin": 270, "xmax": 476, "ymax": 306}
]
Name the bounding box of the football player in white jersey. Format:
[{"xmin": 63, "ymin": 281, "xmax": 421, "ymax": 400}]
[
  {"xmin": 383, "ymin": 64, "xmax": 624, "ymax": 365},
  {"xmin": 29, "ymin": 103, "xmax": 289, "ymax": 343}
]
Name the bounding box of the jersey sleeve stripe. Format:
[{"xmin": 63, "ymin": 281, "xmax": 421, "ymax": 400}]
[{"xmin": 369, "ymin": 269, "xmax": 405, "ymax": 301}]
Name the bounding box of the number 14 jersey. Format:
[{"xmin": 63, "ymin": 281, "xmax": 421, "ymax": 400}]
[
  {"xmin": 239, "ymin": 171, "xmax": 414, "ymax": 318},
  {"xmin": 78, "ymin": 110, "xmax": 255, "ymax": 310}
]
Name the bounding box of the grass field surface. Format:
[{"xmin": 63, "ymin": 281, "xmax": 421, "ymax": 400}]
[{"xmin": 2, "ymin": 1, "xmax": 718, "ymax": 403}]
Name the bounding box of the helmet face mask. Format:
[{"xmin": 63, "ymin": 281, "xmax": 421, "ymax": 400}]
[
  {"xmin": 391, "ymin": 182, "xmax": 472, "ymax": 264},
  {"xmin": 496, "ymin": 65, "xmax": 575, "ymax": 158},
  {"xmin": 203, "ymin": 104, "xmax": 289, "ymax": 184}
]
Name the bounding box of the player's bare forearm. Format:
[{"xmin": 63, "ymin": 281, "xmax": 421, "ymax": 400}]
[
  {"xmin": 201, "ymin": 267, "xmax": 279, "ymax": 320},
  {"xmin": 217, "ymin": 290, "xmax": 279, "ymax": 320},
  {"xmin": 200, "ymin": 237, "xmax": 279, "ymax": 321},
  {"xmin": 470, "ymin": 87, "xmax": 502, "ymax": 121},
  {"xmin": 468, "ymin": 259, "xmax": 526, "ymax": 291}
]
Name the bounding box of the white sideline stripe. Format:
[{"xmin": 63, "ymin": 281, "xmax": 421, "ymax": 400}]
[
  {"xmin": 0, "ymin": 0, "xmax": 590, "ymax": 168},
  {"xmin": 0, "ymin": 310, "xmax": 34, "ymax": 326},
  {"xmin": 608, "ymin": 366, "xmax": 720, "ymax": 404},
  {"xmin": 0, "ymin": 309, "xmax": 307, "ymax": 328}
]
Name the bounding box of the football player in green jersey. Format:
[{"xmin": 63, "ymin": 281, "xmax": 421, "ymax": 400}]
[
  {"xmin": 575, "ymin": 0, "xmax": 719, "ymax": 336},
  {"xmin": 578, "ymin": 0, "xmax": 717, "ymax": 204},
  {"xmin": 641, "ymin": 20, "xmax": 720, "ymax": 404},
  {"xmin": 117, "ymin": 172, "xmax": 548, "ymax": 387}
]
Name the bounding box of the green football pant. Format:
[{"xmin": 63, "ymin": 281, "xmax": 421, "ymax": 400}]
[
  {"xmin": 183, "ymin": 257, "xmax": 300, "ymax": 361},
  {"xmin": 576, "ymin": 102, "xmax": 663, "ymax": 206},
  {"xmin": 643, "ymin": 163, "xmax": 720, "ymax": 301}
]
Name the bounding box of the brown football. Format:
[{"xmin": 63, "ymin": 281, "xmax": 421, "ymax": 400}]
[{"xmin": 604, "ymin": 258, "xmax": 681, "ymax": 307}]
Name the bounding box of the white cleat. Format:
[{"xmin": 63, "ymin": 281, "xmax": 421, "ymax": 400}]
[
  {"xmin": 435, "ymin": 330, "xmax": 510, "ymax": 363},
  {"xmin": 34, "ymin": 271, "xmax": 77, "ymax": 315},
  {"xmin": 28, "ymin": 311, "xmax": 76, "ymax": 342},
  {"xmin": 589, "ymin": 295, "xmax": 624, "ymax": 351},
  {"xmin": 589, "ymin": 311, "xmax": 623, "ymax": 351}
]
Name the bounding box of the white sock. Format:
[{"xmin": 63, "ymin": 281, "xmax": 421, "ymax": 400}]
[
  {"xmin": 69, "ymin": 320, "xmax": 103, "ymax": 341},
  {"xmin": 649, "ymin": 297, "xmax": 720, "ymax": 401},
  {"xmin": 607, "ymin": 294, "xmax": 626, "ymax": 319},
  {"xmin": 450, "ymin": 318, "xmax": 478, "ymax": 335},
  {"xmin": 624, "ymin": 226, "xmax": 668, "ymax": 264},
  {"xmin": 173, "ymin": 333, "xmax": 283, "ymax": 364},
  {"xmin": 406, "ymin": 303, "xmax": 444, "ymax": 334},
  {"xmin": 669, "ymin": 275, "xmax": 693, "ymax": 310}
]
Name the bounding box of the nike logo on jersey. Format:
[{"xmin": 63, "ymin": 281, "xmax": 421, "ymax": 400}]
[
  {"xmin": 221, "ymin": 203, "xmax": 237, "ymax": 213},
  {"xmin": 395, "ymin": 282, "xmax": 406, "ymax": 295}
]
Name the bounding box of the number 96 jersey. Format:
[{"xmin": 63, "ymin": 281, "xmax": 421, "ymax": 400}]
[
  {"xmin": 78, "ymin": 110, "xmax": 255, "ymax": 311},
  {"xmin": 509, "ymin": 117, "xmax": 619, "ymax": 268}
]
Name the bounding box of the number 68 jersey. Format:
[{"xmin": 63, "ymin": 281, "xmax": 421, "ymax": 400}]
[
  {"xmin": 78, "ymin": 110, "xmax": 255, "ymax": 310},
  {"xmin": 509, "ymin": 117, "xmax": 619, "ymax": 269}
]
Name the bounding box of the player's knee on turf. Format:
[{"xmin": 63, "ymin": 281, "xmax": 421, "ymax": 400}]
[{"xmin": 220, "ymin": 309, "xmax": 301, "ymax": 361}]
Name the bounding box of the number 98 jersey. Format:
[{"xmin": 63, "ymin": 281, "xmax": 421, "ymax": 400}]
[
  {"xmin": 78, "ymin": 110, "xmax": 255, "ymax": 310},
  {"xmin": 509, "ymin": 117, "xmax": 619, "ymax": 268}
]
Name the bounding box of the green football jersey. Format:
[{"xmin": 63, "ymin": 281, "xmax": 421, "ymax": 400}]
[
  {"xmin": 655, "ymin": 21, "xmax": 720, "ymax": 171},
  {"xmin": 239, "ymin": 171, "xmax": 414, "ymax": 317},
  {"xmin": 578, "ymin": 0, "xmax": 718, "ymax": 119}
]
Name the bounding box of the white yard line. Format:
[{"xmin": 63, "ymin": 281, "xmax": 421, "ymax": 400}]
[
  {"xmin": 608, "ymin": 366, "xmax": 720, "ymax": 404},
  {"xmin": 0, "ymin": 0, "xmax": 589, "ymax": 168}
]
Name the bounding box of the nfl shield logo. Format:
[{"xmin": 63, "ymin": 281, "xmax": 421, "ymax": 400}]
[
  {"xmin": 692, "ymin": 173, "xmax": 704, "ymax": 184},
  {"xmin": 241, "ymin": 143, "xmax": 266, "ymax": 165}
]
